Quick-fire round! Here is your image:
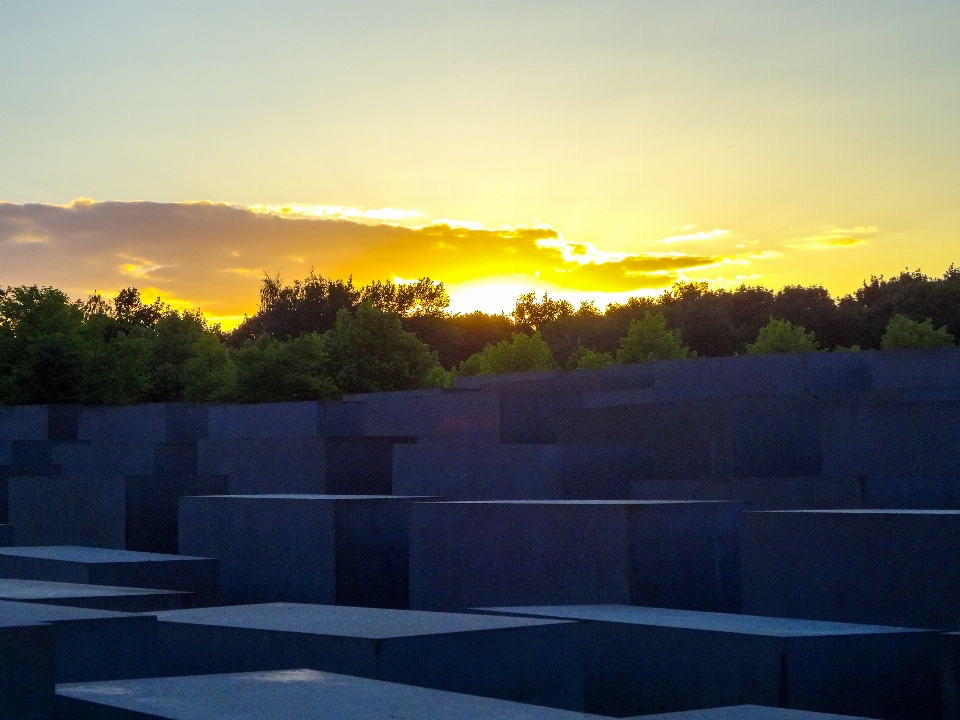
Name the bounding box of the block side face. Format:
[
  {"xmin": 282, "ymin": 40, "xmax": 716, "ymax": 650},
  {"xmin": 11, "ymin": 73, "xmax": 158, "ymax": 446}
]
[
  {"xmin": 0, "ymin": 553, "xmax": 91, "ymax": 584},
  {"xmin": 784, "ymin": 632, "xmax": 940, "ymax": 720},
  {"xmin": 89, "ymin": 559, "xmax": 219, "ymax": 607},
  {"xmin": 629, "ymin": 503, "xmax": 742, "ymax": 613},
  {"xmin": 197, "ymin": 437, "xmax": 326, "ymax": 494},
  {"xmin": 335, "ymin": 501, "xmax": 409, "ymax": 609},
  {"xmin": 325, "ymin": 437, "xmax": 401, "ymax": 495},
  {"xmin": 409, "ymin": 503, "xmax": 630, "ymax": 611},
  {"xmin": 8, "ymin": 474, "xmax": 126, "ymax": 549},
  {"xmin": 52, "ymin": 616, "xmax": 158, "ymax": 683},
  {"xmin": 0, "ymin": 405, "xmax": 49, "ymax": 442},
  {"xmin": 77, "ymin": 406, "xmax": 166, "ymax": 444},
  {"xmin": 379, "ymin": 622, "xmax": 584, "ymax": 711},
  {"xmin": 741, "ymin": 511, "xmax": 960, "ymax": 628},
  {"xmin": 180, "ymin": 497, "xmax": 335, "ymax": 606},
  {"xmin": 156, "ymin": 622, "xmax": 377, "ymax": 679},
  {"xmin": 0, "ymin": 623, "xmax": 55, "ymax": 720},
  {"xmin": 207, "ymin": 402, "xmax": 320, "ymax": 439}
]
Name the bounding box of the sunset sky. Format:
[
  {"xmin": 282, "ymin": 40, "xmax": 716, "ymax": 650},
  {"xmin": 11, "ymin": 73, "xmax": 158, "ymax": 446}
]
[{"xmin": 1, "ymin": 1, "xmax": 958, "ymax": 327}]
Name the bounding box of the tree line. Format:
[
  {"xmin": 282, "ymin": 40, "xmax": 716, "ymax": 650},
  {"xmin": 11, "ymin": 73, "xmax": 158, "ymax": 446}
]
[{"xmin": 0, "ymin": 266, "xmax": 957, "ymax": 404}]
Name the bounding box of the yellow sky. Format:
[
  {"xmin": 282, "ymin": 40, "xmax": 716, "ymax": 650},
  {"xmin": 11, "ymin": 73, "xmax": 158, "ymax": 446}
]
[{"xmin": 1, "ymin": 1, "xmax": 958, "ymax": 326}]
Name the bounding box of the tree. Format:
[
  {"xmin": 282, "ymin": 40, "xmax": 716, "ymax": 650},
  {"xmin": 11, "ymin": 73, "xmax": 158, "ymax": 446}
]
[
  {"xmin": 880, "ymin": 314, "xmax": 955, "ymax": 350},
  {"xmin": 361, "ymin": 277, "xmax": 450, "ymax": 317},
  {"xmin": 746, "ymin": 318, "xmax": 819, "ymax": 354},
  {"xmin": 512, "ymin": 292, "xmax": 573, "ymax": 330},
  {"xmin": 570, "ymin": 347, "xmax": 615, "ymax": 370},
  {"xmin": 616, "ymin": 311, "xmax": 693, "ymax": 363},
  {"xmin": 233, "ymin": 333, "xmax": 337, "ymax": 402},
  {"xmin": 322, "ymin": 303, "xmax": 440, "ymax": 394},
  {"xmin": 458, "ymin": 332, "xmax": 555, "ymax": 376}
]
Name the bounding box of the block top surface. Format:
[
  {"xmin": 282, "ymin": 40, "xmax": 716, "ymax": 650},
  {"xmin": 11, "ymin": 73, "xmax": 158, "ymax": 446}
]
[
  {"xmin": 0, "ymin": 578, "xmax": 185, "ymax": 601},
  {"xmin": 415, "ymin": 500, "xmax": 730, "ymax": 506},
  {"xmin": 0, "ymin": 546, "xmax": 214, "ymax": 563},
  {"xmin": 185, "ymin": 494, "xmax": 431, "ymax": 501},
  {"xmin": 626, "ymin": 705, "xmax": 876, "ymax": 719},
  {"xmin": 749, "ymin": 509, "xmax": 960, "ymax": 516},
  {"xmin": 477, "ymin": 605, "xmax": 927, "ymax": 636},
  {"xmin": 154, "ymin": 603, "xmax": 574, "ymax": 639},
  {"xmin": 0, "ymin": 598, "xmax": 138, "ymax": 622},
  {"xmin": 58, "ymin": 670, "xmax": 602, "ymax": 719}
]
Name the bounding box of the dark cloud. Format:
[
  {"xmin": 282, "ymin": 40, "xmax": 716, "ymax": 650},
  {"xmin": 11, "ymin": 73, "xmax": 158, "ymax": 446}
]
[{"xmin": 0, "ymin": 200, "xmax": 754, "ymax": 321}]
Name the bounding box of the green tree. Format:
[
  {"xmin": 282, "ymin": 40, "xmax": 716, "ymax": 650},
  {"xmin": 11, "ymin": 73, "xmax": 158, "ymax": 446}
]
[
  {"xmin": 457, "ymin": 332, "xmax": 555, "ymax": 376},
  {"xmin": 512, "ymin": 292, "xmax": 573, "ymax": 330},
  {"xmin": 183, "ymin": 332, "xmax": 237, "ymax": 401},
  {"xmin": 233, "ymin": 333, "xmax": 337, "ymax": 402},
  {"xmin": 565, "ymin": 346, "xmax": 615, "ymax": 370},
  {"xmin": 747, "ymin": 317, "xmax": 819, "ymax": 354},
  {"xmin": 322, "ymin": 303, "xmax": 440, "ymax": 394},
  {"xmin": 616, "ymin": 311, "xmax": 693, "ymax": 363},
  {"xmin": 880, "ymin": 314, "xmax": 954, "ymax": 350}
]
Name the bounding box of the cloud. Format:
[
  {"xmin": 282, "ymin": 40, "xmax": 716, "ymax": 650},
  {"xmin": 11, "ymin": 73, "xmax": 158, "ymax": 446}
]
[
  {"xmin": 0, "ymin": 199, "xmax": 772, "ymax": 325},
  {"xmin": 659, "ymin": 229, "xmax": 731, "ymax": 244},
  {"xmin": 784, "ymin": 226, "xmax": 877, "ymax": 250}
]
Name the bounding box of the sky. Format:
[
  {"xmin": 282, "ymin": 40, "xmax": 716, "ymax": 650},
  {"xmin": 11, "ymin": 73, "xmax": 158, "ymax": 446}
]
[{"xmin": 0, "ymin": 1, "xmax": 958, "ymax": 327}]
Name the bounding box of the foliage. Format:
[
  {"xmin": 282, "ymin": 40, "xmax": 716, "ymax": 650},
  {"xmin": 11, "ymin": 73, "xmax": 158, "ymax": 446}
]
[
  {"xmin": 746, "ymin": 318, "xmax": 819, "ymax": 354},
  {"xmin": 233, "ymin": 333, "xmax": 336, "ymax": 402},
  {"xmin": 512, "ymin": 292, "xmax": 574, "ymax": 330},
  {"xmin": 880, "ymin": 314, "xmax": 955, "ymax": 350},
  {"xmin": 458, "ymin": 332, "xmax": 555, "ymax": 376},
  {"xmin": 616, "ymin": 312, "xmax": 693, "ymax": 363},
  {"xmin": 571, "ymin": 347, "xmax": 616, "ymax": 370},
  {"xmin": 321, "ymin": 303, "xmax": 440, "ymax": 395}
]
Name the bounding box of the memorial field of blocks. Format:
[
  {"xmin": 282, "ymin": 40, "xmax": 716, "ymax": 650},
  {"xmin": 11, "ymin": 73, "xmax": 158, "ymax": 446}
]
[{"xmin": 3, "ymin": 347, "xmax": 960, "ymax": 718}]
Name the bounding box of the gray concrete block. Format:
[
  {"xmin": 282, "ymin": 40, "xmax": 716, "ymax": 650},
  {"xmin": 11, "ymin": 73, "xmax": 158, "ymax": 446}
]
[
  {"xmin": 151, "ymin": 603, "xmax": 583, "ymax": 710},
  {"xmin": 125, "ymin": 474, "xmax": 229, "ymax": 554},
  {"xmin": 629, "ymin": 477, "xmax": 864, "ymax": 511},
  {"xmin": 57, "ymin": 669, "xmax": 601, "ymax": 720},
  {"xmin": 626, "ymin": 706, "xmax": 881, "ymax": 719},
  {"xmin": 76, "ymin": 404, "xmax": 207, "ymax": 444},
  {"xmin": 0, "ymin": 546, "xmax": 218, "ymax": 607},
  {"xmin": 477, "ymin": 605, "xmax": 938, "ymax": 720},
  {"xmin": 500, "ymin": 391, "xmax": 581, "ymax": 444},
  {"xmin": 558, "ymin": 396, "xmax": 823, "ymax": 479},
  {"xmin": 863, "ymin": 475, "xmax": 960, "ymax": 510},
  {"xmin": 325, "ymin": 436, "xmax": 416, "ymax": 495},
  {"xmin": 867, "ymin": 347, "xmax": 960, "ymax": 391},
  {"xmin": 0, "ymin": 524, "xmax": 13, "ymax": 547},
  {"xmin": 208, "ymin": 401, "xmax": 321, "ymax": 438},
  {"xmin": 741, "ymin": 510, "xmax": 960, "ymax": 629},
  {"xmin": 8, "ymin": 474, "xmax": 126, "ymax": 549},
  {"xmin": 0, "ymin": 599, "xmax": 156, "ymax": 682},
  {"xmin": 0, "ymin": 619, "xmax": 55, "ymax": 720},
  {"xmin": 393, "ymin": 444, "xmax": 651, "ymax": 500},
  {"xmin": 822, "ymin": 399, "xmax": 960, "ymax": 477},
  {"xmin": 0, "ymin": 405, "xmax": 50, "ymax": 442},
  {"xmin": 198, "ymin": 436, "xmax": 326, "ymax": 493},
  {"xmin": 179, "ymin": 495, "xmax": 424, "ymax": 607},
  {"xmin": 0, "ymin": 578, "xmax": 189, "ymax": 612},
  {"xmin": 409, "ymin": 501, "xmax": 740, "ymax": 612},
  {"xmin": 353, "ymin": 389, "xmax": 502, "ymax": 444}
]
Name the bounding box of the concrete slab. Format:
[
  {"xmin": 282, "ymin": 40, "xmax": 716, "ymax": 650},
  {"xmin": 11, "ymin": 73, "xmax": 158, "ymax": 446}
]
[
  {"xmin": 0, "ymin": 546, "xmax": 218, "ymax": 607},
  {"xmin": 629, "ymin": 477, "xmax": 864, "ymax": 511},
  {"xmin": 0, "ymin": 619, "xmax": 55, "ymax": 720},
  {"xmin": 8, "ymin": 474, "xmax": 126, "ymax": 548},
  {"xmin": 627, "ymin": 707, "xmax": 878, "ymax": 719},
  {"xmin": 57, "ymin": 670, "xmax": 602, "ymax": 720},
  {"xmin": 740, "ymin": 510, "xmax": 960, "ymax": 629},
  {"xmin": 152, "ymin": 603, "xmax": 583, "ymax": 711},
  {"xmin": 0, "ymin": 599, "xmax": 156, "ymax": 682},
  {"xmin": 476, "ymin": 605, "xmax": 937, "ymax": 720},
  {"xmin": 179, "ymin": 495, "xmax": 426, "ymax": 607},
  {"xmin": 125, "ymin": 474, "xmax": 229, "ymax": 554},
  {"xmin": 0, "ymin": 578, "xmax": 188, "ymax": 612},
  {"xmin": 0, "ymin": 524, "xmax": 13, "ymax": 546},
  {"xmin": 393, "ymin": 444, "xmax": 651, "ymax": 500},
  {"xmin": 409, "ymin": 501, "xmax": 741, "ymax": 612}
]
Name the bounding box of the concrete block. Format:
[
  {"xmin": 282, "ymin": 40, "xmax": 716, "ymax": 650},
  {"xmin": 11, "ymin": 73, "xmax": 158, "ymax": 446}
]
[
  {"xmin": 863, "ymin": 475, "xmax": 960, "ymax": 510},
  {"xmin": 179, "ymin": 495, "xmax": 424, "ymax": 607},
  {"xmin": 77, "ymin": 403, "xmax": 208, "ymax": 444},
  {"xmin": 393, "ymin": 444, "xmax": 651, "ymax": 500},
  {"xmin": 152, "ymin": 603, "xmax": 583, "ymax": 710},
  {"xmin": 0, "ymin": 619, "xmax": 55, "ymax": 720},
  {"xmin": 0, "ymin": 578, "xmax": 189, "ymax": 612},
  {"xmin": 500, "ymin": 391, "xmax": 582, "ymax": 444},
  {"xmin": 325, "ymin": 436, "xmax": 415, "ymax": 494},
  {"xmin": 558, "ymin": 396, "xmax": 823, "ymax": 479},
  {"xmin": 8, "ymin": 474, "xmax": 126, "ymax": 549},
  {"xmin": 125, "ymin": 474, "xmax": 229, "ymax": 554},
  {"xmin": 741, "ymin": 510, "xmax": 960, "ymax": 628},
  {"xmin": 652, "ymin": 354, "xmax": 806, "ymax": 401},
  {"xmin": 0, "ymin": 524, "xmax": 12, "ymax": 546},
  {"xmin": 353, "ymin": 389, "xmax": 502, "ymax": 444},
  {"xmin": 0, "ymin": 599, "xmax": 156, "ymax": 682},
  {"xmin": 0, "ymin": 546, "xmax": 218, "ymax": 607},
  {"xmin": 409, "ymin": 501, "xmax": 740, "ymax": 612},
  {"xmin": 627, "ymin": 706, "xmax": 882, "ymax": 719},
  {"xmin": 478, "ymin": 605, "xmax": 938, "ymax": 720},
  {"xmin": 0, "ymin": 404, "xmax": 50, "ymax": 441},
  {"xmin": 208, "ymin": 401, "xmax": 321, "ymax": 439},
  {"xmin": 629, "ymin": 476, "xmax": 864, "ymax": 511},
  {"xmin": 57, "ymin": 669, "xmax": 600, "ymax": 720},
  {"xmin": 867, "ymin": 347, "xmax": 960, "ymax": 391},
  {"xmin": 802, "ymin": 353, "xmax": 871, "ymax": 397},
  {"xmin": 822, "ymin": 399, "xmax": 960, "ymax": 477}
]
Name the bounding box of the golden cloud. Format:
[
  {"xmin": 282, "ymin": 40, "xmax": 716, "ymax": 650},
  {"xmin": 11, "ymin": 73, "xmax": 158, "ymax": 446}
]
[
  {"xmin": 0, "ymin": 199, "xmax": 773, "ymax": 323},
  {"xmin": 784, "ymin": 226, "xmax": 877, "ymax": 250}
]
